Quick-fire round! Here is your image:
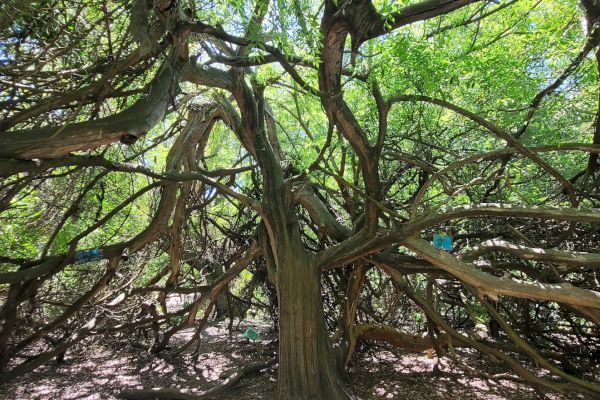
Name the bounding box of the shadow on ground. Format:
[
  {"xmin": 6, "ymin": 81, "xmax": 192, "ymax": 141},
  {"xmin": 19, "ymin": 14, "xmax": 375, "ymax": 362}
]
[{"xmin": 0, "ymin": 322, "xmax": 587, "ymax": 400}]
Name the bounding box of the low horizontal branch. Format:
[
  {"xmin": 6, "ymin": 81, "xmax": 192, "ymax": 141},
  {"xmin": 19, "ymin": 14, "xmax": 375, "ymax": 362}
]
[
  {"xmin": 463, "ymin": 239, "xmax": 600, "ymax": 268},
  {"xmin": 404, "ymin": 236, "xmax": 600, "ymax": 309}
]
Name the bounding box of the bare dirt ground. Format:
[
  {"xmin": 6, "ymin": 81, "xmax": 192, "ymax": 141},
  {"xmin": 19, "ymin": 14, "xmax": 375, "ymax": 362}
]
[{"xmin": 0, "ymin": 321, "xmax": 589, "ymax": 400}]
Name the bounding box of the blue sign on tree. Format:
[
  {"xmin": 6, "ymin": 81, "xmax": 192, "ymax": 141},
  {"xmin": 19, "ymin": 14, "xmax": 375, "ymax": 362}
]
[
  {"xmin": 74, "ymin": 248, "xmax": 102, "ymax": 263},
  {"xmin": 432, "ymin": 234, "xmax": 453, "ymax": 251}
]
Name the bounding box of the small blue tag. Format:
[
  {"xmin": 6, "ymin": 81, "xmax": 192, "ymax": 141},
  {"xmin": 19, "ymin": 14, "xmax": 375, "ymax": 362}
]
[
  {"xmin": 432, "ymin": 234, "xmax": 452, "ymax": 251},
  {"xmin": 75, "ymin": 249, "xmax": 102, "ymax": 263}
]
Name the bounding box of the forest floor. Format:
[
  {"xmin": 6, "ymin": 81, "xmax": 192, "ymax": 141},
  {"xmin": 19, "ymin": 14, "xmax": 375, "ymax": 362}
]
[{"xmin": 0, "ymin": 320, "xmax": 588, "ymax": 400}]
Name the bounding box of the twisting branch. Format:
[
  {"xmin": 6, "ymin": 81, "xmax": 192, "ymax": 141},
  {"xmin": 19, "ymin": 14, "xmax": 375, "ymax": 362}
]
[{"xmin": 404, "ymin": 236, "xmax": 600, "ymax": 309}]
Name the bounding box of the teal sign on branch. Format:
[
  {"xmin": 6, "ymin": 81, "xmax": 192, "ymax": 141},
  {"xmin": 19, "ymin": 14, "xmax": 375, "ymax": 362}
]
[{"xmin": 432, "ymin": 234, "xmax": 453, "ymax": 251}]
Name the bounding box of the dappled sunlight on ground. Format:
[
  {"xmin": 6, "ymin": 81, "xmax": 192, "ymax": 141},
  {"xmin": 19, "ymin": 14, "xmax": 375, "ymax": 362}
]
[
  {"xmin": 347, "ymin": 347, "xmax": 578, "ymax": 400},
  {"xmin": 0, "ymin": 322, "xmax": 586, "ymax": 399},
  {"xmin": 197, "ymin": 351, "xmax": 234, "ymax": 381}
]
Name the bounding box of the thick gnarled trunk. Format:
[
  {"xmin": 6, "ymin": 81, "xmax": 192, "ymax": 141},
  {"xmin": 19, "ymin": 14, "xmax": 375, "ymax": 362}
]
[{"xmin": 276, "ymin": 246, "xmax": 354, "ymax": 400}]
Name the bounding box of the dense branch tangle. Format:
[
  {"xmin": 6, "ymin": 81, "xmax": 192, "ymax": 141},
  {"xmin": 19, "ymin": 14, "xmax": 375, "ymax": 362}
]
[{"xmin": 1, "ymin": 0, "xmax": 600, "ymax": 399}]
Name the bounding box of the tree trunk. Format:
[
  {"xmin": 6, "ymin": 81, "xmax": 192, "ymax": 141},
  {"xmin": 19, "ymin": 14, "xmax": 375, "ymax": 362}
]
[{"xmin": 276, "ymin": 246, "xmax": 355, "ymax": 400}]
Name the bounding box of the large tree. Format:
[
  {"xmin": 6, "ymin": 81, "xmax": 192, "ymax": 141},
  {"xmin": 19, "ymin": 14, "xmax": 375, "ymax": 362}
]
[{"xmin": 1, "ymin": 0, "xmax": 600, "ymax": 398}]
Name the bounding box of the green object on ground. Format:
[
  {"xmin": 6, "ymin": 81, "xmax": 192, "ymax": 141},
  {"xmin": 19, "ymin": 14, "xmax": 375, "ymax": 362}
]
[{"xmin": 243, "ymin": 327, "xmax": 259, "ymax": 341}]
